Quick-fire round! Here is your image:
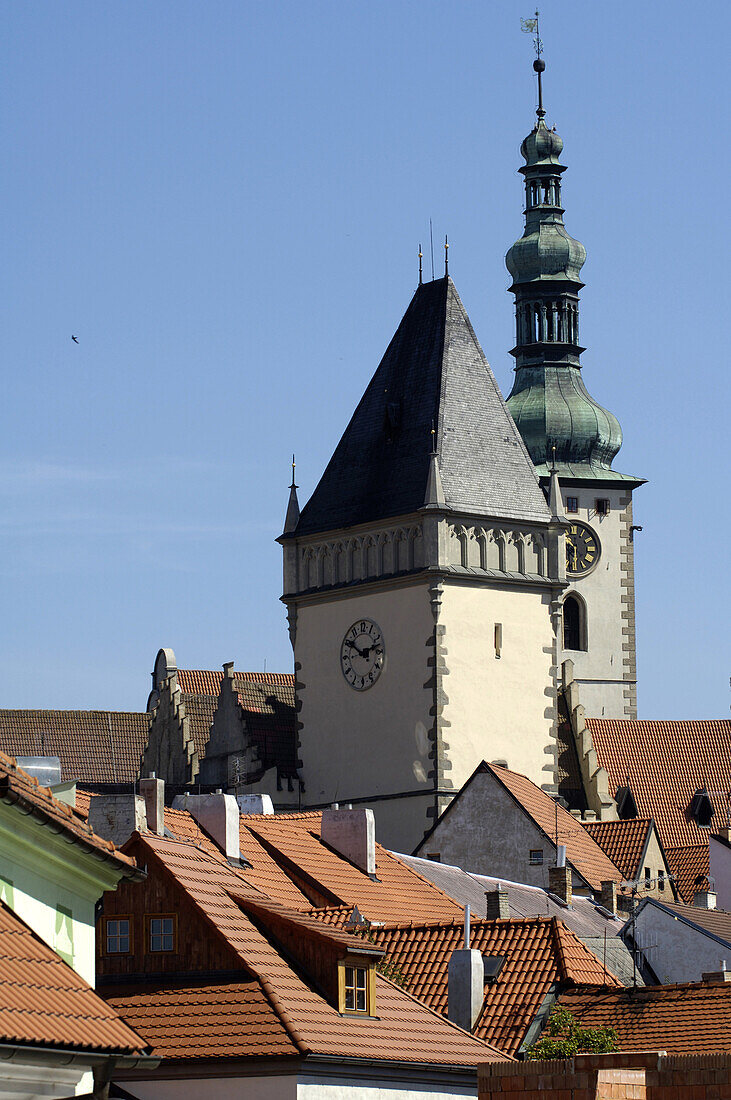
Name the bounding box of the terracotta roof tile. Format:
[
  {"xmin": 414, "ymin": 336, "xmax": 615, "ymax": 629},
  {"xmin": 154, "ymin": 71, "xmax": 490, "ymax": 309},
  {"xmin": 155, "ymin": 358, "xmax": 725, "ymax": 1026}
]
[
  {"xmin": 113, "ymin": 832, "xmax": 504, "ymax": 1065},
  {"xmin": 366, "ymin": 916, "xmax": 620, "ymax": 1056},
  {"xmin": 586, "ymin": 719, "xmax": 731, "ymax": 848},
  {"xmin": 104, "ymin": 980, "xmax": 296, "ymax": 1060},
  {"xmin": 666, "ymin": 845, "xmax": 710, "ymax": 904},
  {"xmin": 583, "ymin": 818, "xmax": 654, "ymax": 880},
  {"xmin": 176, "ymin": 670, "xmax": 223, "ymax": 696},
  {"xmin": 557, "ymin": 982, "xmax": 731, "ymax": 1054},
  {"xmin": 242, "ymin": 810, "xmax": 463, "ymax": 923},
  {"xmin": 0, "ymin": 751, "xmax": 138, "ymax": 873},
  {"xmin": 486, "ymin": 764, "xmax": 623, "ymax": 891},
  {"xmin": 0, "ymin": 901, "xmax": 146, "ymax": 1054},
  {"xmin": 0, "ymin": 710, "xmax": 148, "ymax": 784}
]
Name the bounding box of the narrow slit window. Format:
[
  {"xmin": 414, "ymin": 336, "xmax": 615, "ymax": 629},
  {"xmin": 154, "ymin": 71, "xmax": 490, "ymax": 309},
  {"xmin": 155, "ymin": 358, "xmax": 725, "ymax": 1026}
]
[
  {"xmin": 494, "ymin": 622, "xmax": 503, "ymax": 659},
  {"xmin": 563, "ymin": 596, "xmax": 584, "ymax": 651},
  {"xmin": 644, "ymin": 867, "xmax": 651, "ymax": 889}
]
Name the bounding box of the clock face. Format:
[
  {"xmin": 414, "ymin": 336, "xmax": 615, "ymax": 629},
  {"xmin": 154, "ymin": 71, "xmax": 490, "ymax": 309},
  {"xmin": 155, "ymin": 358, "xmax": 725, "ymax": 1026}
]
[
  {"xmin": 566, "ymin": 522, "xmax": 601, "ymax": 576},
  {"xmin": 340, "ymin": 619, "xmax": 385, "ymax": 691}
]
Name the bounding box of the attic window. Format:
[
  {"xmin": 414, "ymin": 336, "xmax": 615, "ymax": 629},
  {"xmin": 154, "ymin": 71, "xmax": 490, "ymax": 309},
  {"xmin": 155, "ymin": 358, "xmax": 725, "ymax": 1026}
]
[
  {"xmin": 147, "ymin": 915, "xmax": 176, "ymax": 953},
  {"xmin": 339, "ymin": 961, "xmax": 374, "ymax": 1015},
  {"xmin": 529, "ymin": 849, "xmax": 544, "ymax": 866},
  {"xmin": 616, "ymin": 786, "xmax": 639, "ymax": 820},
  {"xmin": 690, "ymin": 790, "xmax": 715, "ymax": 828},
  {"xmin": 105, "ymin": 917, "xmax": 131, "ymax": 954}
]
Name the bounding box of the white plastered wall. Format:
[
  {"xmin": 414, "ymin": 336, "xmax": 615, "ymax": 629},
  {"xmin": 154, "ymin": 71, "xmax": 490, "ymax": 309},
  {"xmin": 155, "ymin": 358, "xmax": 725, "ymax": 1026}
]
[
  {"xmin": 116, "ymin": 1074, "xmax": 476, "ymax": 1100},
  {"xmin": 561, "ymin": 489, "xmax": 633, "ymax": 719},
  {"xmin": 296, "ymin": 582, "xmax": 435, "ymax": 849},
  {"xmin": 440, "ymin": 582, "xmax": 555, "ymax": 791}
]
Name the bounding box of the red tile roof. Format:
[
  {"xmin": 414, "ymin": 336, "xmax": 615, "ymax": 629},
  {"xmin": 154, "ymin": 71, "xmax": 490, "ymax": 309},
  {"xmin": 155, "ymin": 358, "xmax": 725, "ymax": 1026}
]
[
  {"xmin": 366, "ymin": 916, "xmax": 621, "ymax": 1056},
  {"xmin": 0, "ymin": 751, "xmax": 139, "ymax": 874},
  {"xmin": 108, "ymin": 831, "xmax": 505, "ymax": 1065},
  {"xmin": 0, "ymin": 900, "xmax": 146, "ymax": 1055},
  {"xmin": 242, "ymin": 810, "xmax": 463, "ymax": 923},
  {"xmin": 0, "ymin": 710, "xmax": 148, "ymax": 784},
  {"xmin": 485, "ymin": 764, "xmax": 623, "ymax": 891},
  {"xmin": 582, "ymin": 818, "xmax": 654, "ymax": 880},
  {"xmin": 586, "ymin": 719, "xmax": 731, "ymax": 848},
  {"xmin": 666, "ymin": 845, "xmax": 710, "ymax": 904},
  {"xmin": 176, "ymin": 670, "xmax": 223, "ymax": 697},
  {"xmin": 558, "ymin": 982, "xmax": 731, "ymax": 1054}
]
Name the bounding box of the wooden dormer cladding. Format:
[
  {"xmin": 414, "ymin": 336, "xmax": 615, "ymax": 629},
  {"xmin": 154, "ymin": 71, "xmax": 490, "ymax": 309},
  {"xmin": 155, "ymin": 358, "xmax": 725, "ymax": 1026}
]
[
  {"xmin": 233, "ymin": 892, "xmax": 382, "ymax": 1012},
  {"xmin": 96, "ymin": 838, "xmax": 243, "ymax": 979}
]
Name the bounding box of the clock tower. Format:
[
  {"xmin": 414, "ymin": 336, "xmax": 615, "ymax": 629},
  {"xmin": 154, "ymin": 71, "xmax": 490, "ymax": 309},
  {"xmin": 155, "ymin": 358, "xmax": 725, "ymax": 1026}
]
[
  {"xmin": 505, "ymin": 57, "xmax": 645, "ymax": 720},
  {"xmin": 279, "ymin": 274, "xmax": 567, "ymax": 852}
]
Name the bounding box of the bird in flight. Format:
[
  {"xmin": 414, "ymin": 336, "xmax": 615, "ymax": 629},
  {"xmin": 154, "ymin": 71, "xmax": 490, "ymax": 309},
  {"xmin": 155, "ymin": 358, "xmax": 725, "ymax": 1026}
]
[{"xmin": 71, "ymin": 335, "xmax": 79, "ymax": 343}]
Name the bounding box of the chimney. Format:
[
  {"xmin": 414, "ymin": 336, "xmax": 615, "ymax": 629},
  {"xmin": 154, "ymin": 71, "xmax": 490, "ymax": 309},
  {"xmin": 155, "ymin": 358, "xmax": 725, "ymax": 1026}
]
[
  {"xmin": 140, "ymin": 776, "xmax": 164, "ymax": 836},
  {"xmin": 321, "ymin": 808, "xmax": 375, "ymax": 876},
  {"xmin": 447, "ymin": 948, "xmax": 484, "ymax": 1032},
  {"xmin": 702, "ymin": 961, "xmax": 731, "ymax": 984},
  {"xmin": 549, "ymin": 864, "xmax": 572, "ymax": 906},
  {"xmin": 485, "ymin": 888, "xmax": 510, "ymax": 920},
  {"xmin": 172, "ymin": 792, "xmax": 240, "ymax": 862},
  {"xmin": 600, "ymin": 880, "xmax": 618, "ymax": 916},
  {"xmin": 693, "ymin": 888, "xmax": 718, "ymax": 910},
  {"xmin": 236, "ymin": 793, "xmax": 274, "ymax": 815},
  {"xmin": 88, "ymin": 794, "xmax": 146, "ymax": 847},
  {"xmin": 583, "ymin": 810, "xmax": 597, "ymax": 823}
]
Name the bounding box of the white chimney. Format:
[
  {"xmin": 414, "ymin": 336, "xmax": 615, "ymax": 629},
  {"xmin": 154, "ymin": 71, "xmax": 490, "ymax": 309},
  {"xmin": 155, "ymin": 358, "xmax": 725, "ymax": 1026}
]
[
  {"xmin": 321, "ymin": 808, "xmax": 375, "ymax": 876},
  {"xmin": 173, "ymin": 792, "xmax": 240, "ymax": 862},
  {"xmin": 693, "ymin": 888, "xmax": 718, "ymax": 910},
  {"xmin": 236, "ymin": 793, "xmax": 274, "ymax": 815},
  {"xmin": 140, "ymin": 776, "xmax": 164, "ymax": 836},
  {"xmin": 448, "ymin": 948, "xmax": 484, "ymax": 1032},
  {"xmin": 88, "ymin": 794, "xmax": 146, "ymax": 847}
]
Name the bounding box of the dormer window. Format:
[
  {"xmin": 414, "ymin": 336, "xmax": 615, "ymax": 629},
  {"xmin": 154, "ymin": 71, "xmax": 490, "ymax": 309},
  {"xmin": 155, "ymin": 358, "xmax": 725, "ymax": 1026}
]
[
  {"xmin": 338, "ymin": 958, "xmax": 375, "ymax": 1015},
  {"xmin": 690, "ymin": 790, "xmax": 715, "ymax": 828}
]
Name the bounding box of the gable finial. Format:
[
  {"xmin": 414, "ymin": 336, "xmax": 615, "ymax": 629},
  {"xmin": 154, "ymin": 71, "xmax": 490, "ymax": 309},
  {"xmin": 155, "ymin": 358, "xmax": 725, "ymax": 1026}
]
[
  {"xmin": 418, "ymin": 243, "xmax": 423, "ymax": 286},
  {"xmin": 521, "ymin": 9, "xmax": 545, "ymax": 119},
  {"xmin": 444, "ymin": 235, "xmax": 449, "ymax": 277},
  {"xmin": 550, "ymin": 444, "xmax": 557, "ymax": 473},
  {"xmin": 290, "ymin": 453, "xmax": 297, "ymax": 489},
  {"xmin": 430, "ymin": 419, "xmax": 437, "ymax": 455}
]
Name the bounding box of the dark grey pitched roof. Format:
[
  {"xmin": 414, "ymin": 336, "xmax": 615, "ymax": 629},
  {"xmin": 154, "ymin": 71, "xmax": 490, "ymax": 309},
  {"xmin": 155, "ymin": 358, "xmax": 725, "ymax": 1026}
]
[{"xmin": 294, "ymin": 277, "xmax": 550, "ymax": 537}]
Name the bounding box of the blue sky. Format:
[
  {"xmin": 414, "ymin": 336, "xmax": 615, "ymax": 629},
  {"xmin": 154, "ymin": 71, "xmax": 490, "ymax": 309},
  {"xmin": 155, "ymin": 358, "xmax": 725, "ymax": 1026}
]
[{"xmin": 1, "ymin": 0, "xmax": 728, "ymax": 718}]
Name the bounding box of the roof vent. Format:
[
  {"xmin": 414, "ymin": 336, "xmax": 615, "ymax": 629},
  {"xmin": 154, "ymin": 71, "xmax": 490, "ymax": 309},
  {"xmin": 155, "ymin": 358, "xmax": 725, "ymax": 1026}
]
[
  {"xmin": 616, "ymin": 785, "xmax": 639, "ymax": 820},
  {"xmin": 15, "ymin": 757, "xmax": 62, "ymax": 787},
  {"xmin": 690, "ymin": 790, "xmax": 715, "ymax": 828},
  {"xmin": 482, "ymin": 955, "xmax": 505, "ymax": 985}
]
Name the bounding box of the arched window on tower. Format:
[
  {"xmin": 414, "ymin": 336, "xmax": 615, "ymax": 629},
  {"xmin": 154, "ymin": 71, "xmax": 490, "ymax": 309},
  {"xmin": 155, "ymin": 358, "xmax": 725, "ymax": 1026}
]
[{"xmin": 563, "ymin": 594, "xmax": 586, "ymax": 651}]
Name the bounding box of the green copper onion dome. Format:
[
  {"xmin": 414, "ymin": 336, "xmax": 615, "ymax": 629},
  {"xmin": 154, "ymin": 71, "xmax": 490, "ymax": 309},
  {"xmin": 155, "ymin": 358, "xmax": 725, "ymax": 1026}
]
[{"xmin": 504, "ymin": 66, "xmax": 632, "ymax": 481}]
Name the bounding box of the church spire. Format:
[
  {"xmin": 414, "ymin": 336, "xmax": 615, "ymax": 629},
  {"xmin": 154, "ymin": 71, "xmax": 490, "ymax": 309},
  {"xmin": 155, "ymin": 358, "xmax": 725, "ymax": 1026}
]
[
  {"xmin": 505, "ymin": 52, "xmax": 628, "ymax": 481},
  {"xmin": 283, "ymin": 455, "xmax": 300, "ymax": 534}
]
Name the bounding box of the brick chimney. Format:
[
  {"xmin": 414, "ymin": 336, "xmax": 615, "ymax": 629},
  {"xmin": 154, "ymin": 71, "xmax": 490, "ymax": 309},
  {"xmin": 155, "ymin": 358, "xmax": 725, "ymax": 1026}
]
[
  {"xmin": 139, "ymin": 776, "xmax": 164, "ymax": 836},
  {"xmin": 485, "ymin": 888, "xmax": 510, "ymax": 920},
  {"xmin": 321, "ymin": 808, "xmax": 375, "ymax": 876},
  {"xmin": 702, "ymin": 961, "xmax": 731, "ymax": 984},
  {"xmin": 600, "ymin": 880, "xmax": 618, "ymax": 916},
  {"xmin": 172, "ymin": 792, "xmax": 240, "ymax": 862},
  {"xmin": 549, "ymin": 848, "xmax": 572, "ymax": 905}
]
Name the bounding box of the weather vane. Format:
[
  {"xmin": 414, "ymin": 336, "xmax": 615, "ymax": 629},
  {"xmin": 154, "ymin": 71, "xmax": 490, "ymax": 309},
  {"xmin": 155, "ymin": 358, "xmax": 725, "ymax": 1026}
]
[
  {"xmin": 521, "ymin": 10, "xmax": 546, "ymax": 119},
  {"xmin": 520, "ymin": 10, "xmax": 542, "ymax": 59}
]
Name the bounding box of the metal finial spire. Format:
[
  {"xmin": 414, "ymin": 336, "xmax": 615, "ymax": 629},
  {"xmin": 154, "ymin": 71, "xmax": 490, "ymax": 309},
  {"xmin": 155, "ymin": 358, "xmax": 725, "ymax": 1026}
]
[
  {"xmin": 290, "ymin": 453, "xmax": 297, "ymax": 489},
  {"xmin": 444, "ymin": 235, "xmax": 449, "ymax": 277},
  {"xmin": 418, "ymin": 243, "xmax": 423, "ymax": 285},
  {"xmin": 430, "ymin": 420, "xmax": 437, "ymax": 454},
  {"xmin": 521, "ymin": 10, "xmax": 545, "ymax": 119},
  {"xmin": 550, "ymin": 444, "xmax": 557, "ymax": 473}
]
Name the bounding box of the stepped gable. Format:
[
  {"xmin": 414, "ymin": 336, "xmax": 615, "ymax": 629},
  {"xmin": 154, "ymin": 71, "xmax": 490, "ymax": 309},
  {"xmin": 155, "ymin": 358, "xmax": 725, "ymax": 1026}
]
[
  {"xmin": 586, "ymin": 718, "xmax": 731, "ymax": 848},
  {"xmin": 105, "ymin": 830, "xmax": 504, "ymax": 1066},
  {"xmin": 557, "ymin": 982, "xmax": 731, "ymax": 1054},
  {"xmin": 175, "ymin": 669, "xmax": 222, "ymax": 756},
  {"xmin": 232, "ymin": 671, "xmax": 297, "ymax": 779},
  {"xmin": 666, "ymin": 844, "xmax": 710, "ymax": 904},
  {"xmin": 0, "ymin": 900, "xmax": 146, "ymax": 1055},
  {"xmin": 582, "ymin": 818, "xmax": 656, "ymax": 881},
  {"xmin": 0, "ymin": 709, "xmax": 149, "ymax": 785},
  {"xmin": 367, "ymin": 915, "xmax": 619, "ymax": 1057},
  {"xmin": 294, "ymin": 276, "xmax": 549, "ymax": 537}
]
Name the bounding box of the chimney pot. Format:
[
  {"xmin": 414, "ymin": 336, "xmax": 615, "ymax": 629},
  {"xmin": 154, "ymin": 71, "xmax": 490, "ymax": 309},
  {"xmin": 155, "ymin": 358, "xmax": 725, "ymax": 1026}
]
[
  {"xmin": 485, "ymin": 888, "xmax": 510, "ymax": 920},
  {"xmin": 556, "ymin": 844, "xmax": 567, "ymax": 868},
  {"xmin": 321, "ymin": 808, "xmax": 375, "ymax": 876},
  {"xmin": 139, "ymin": 776, "xmax": 165, "ymax": 836}
]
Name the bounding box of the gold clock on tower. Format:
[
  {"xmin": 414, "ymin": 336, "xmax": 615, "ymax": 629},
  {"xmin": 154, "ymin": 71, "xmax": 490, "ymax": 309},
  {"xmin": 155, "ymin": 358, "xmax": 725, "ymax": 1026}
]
[
  {"xmin": 565, "ymin": 522, "xmax": 600, "ymax": 576},
  {"xmin": 340, "ymin": 619, "xmax": 385, "ymax": 691}
]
